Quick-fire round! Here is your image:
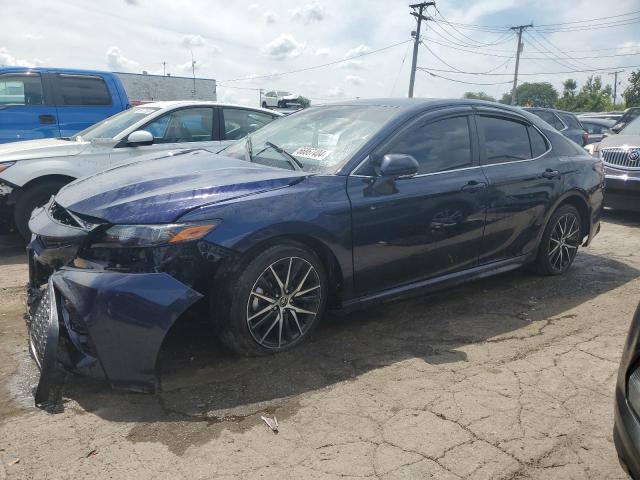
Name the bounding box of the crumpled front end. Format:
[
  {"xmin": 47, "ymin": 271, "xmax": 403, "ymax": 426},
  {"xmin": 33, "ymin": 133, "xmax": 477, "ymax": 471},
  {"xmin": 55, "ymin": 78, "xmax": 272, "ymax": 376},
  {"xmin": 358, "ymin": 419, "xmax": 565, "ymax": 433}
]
[{"xmin": 25, "ymin": 199, "xmax": 232, "ymax": 407}]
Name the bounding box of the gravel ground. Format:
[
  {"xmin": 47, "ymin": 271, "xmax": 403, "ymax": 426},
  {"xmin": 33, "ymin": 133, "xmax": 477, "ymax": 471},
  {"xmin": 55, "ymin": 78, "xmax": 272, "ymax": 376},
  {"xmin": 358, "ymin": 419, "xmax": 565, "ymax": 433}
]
[{"xmin": 1, "ymin": 211, "xmax": 639, "ymax": 480}]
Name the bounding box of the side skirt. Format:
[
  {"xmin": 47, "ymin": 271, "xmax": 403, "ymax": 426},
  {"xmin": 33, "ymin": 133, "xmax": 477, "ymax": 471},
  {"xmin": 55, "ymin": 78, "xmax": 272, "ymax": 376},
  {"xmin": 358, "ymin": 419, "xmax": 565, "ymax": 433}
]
[{"xmin": 340, "ymin": 254, "xmax": 534, "ymax": 312}]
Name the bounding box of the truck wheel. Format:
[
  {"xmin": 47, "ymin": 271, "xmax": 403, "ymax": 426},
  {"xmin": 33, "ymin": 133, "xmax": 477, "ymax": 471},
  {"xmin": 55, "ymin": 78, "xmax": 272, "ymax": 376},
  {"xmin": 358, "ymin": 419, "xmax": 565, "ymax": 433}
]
[
  {"xmin": 212, "ymin": 242, "xmax": 327, "ymax": 356},
  {"xmin": 262, "ymin": 101, "xmax": 268, "ymax": 108},
  {"xmin": 14, "ymin": 180, "xmax": 69, "ymax": 239}
]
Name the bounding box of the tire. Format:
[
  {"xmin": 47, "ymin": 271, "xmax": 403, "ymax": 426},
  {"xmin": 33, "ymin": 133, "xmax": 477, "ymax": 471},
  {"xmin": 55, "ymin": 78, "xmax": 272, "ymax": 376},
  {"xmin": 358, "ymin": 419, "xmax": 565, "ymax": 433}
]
[
  {"xmin": 14, "ymin": 179, "xmax": 69, "ymax": 239},
  {"xmin": 277, "ymin": 101, "xmax": 284, "ymax": 108},
  {"xmin": 533, "ymin": 204, "xmax": 582, "ymax": 275},
  {"xmin": 212, "ymin": 242, "xmax": 327, "ymax": 356},
  {"xmin": 262, "ymin": 101, "xmax": 268, "ymax": 108}
]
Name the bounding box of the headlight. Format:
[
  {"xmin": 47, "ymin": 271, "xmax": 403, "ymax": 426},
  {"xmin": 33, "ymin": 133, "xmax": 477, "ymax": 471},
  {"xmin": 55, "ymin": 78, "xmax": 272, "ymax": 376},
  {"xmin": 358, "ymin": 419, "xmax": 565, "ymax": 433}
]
[
  {"xmin": 97, "ymin": 221, "xmax": 220, "ymax": 247},
  {"xmin": 0, "ymin": 161, "xmax": 15, "ymax": 173}
]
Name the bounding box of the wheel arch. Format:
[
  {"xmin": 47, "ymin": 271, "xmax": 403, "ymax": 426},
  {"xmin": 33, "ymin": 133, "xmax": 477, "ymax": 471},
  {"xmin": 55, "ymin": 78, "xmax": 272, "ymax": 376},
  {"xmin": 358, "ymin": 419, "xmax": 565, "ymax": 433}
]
[
  {"xmin": 231, "ymin": 233, "xmax": 345, "ymax": 308},
  {"xmin": 539, "ymin": 189, "xmax": 592, "ymax": 246},
  {"xmin": 13, "ymin": 174, "xmax": 76, "ymax": 201}
]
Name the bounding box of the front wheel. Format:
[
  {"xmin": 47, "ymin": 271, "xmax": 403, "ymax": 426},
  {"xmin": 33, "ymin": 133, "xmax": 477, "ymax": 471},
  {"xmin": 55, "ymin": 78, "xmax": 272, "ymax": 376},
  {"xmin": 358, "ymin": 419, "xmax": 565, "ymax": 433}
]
[
  {"xmin": 262, "ymin": 101, "xmax": 268, "ymax": 108},
  {"xmin": 213, "ymin": 243, "xmax": 327, "ymax": 355},
  {"xmin": 533, "ymin": 204, "xmax": 582, "ymax": 275}
]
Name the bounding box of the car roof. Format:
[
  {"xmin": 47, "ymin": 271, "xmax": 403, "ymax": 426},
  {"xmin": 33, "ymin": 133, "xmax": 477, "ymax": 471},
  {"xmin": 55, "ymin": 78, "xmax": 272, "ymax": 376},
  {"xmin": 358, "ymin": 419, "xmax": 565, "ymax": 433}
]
[
  {"xmin": 577, "ymin": 117, "xmax": 615, "ymax": 125},
  {"xmin": 134, "ymin": 101, "xmax": 283, "ymax": 116},
  {"xmin": 523, "ymin": 107, "xmax": 577, "ymax": 116}
]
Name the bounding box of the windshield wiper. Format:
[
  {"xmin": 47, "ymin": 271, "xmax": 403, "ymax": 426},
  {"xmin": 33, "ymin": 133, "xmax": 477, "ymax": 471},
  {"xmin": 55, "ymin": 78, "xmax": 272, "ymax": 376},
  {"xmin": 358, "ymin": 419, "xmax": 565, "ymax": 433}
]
[
  {"xmin": 264, "ymin": 141, "xmax": 303, "ymax": 170},
  {"xmin": 246, "ymin": 134, "xmax": 254, "ymax": 162}
]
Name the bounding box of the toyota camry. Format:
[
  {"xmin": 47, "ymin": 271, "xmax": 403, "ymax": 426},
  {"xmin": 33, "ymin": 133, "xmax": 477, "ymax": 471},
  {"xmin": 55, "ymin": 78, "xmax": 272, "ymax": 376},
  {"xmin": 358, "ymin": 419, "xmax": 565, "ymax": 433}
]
[{"xmin": 25, "ymin": 98, "xmax": 604, "ymax": 407}]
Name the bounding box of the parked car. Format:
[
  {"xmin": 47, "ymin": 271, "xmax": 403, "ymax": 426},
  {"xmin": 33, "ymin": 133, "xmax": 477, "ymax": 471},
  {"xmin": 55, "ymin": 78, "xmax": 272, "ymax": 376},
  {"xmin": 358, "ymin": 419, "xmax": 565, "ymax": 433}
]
[
  {"xmin": 24, "ymin": 98, "xmax": 603, "ymax": 405},
  {"xmin": 262, "ymin": 90, "xmax": 299, "ymax": 109},
  {"xmin": 0, "ymin": 67, "xmax": 129, "ymax": 144},
  {"xmin": 578, "ymin": 117, "xmax": 615, "ymax": 144},
  {"xmin": 524, "ymin": 107, "xmax": 589, "ymax": 146},
  {"xmin": 0, "ymin": 101, "xmax": 282, "ymax": 237},
  {"xmin": 0, "ymin": 67, "xmax": 220, "ymax": 144},
  {"xmin": 590, "ymin": 116, "xmax": 640, "ymax": 211},
  {"xmin": 611, "ymin": 107, "xmax": 640, "ymax": 134},
  {"xmin": 614, "ymin": 301, "xmax": 640, "ymax": 479}
]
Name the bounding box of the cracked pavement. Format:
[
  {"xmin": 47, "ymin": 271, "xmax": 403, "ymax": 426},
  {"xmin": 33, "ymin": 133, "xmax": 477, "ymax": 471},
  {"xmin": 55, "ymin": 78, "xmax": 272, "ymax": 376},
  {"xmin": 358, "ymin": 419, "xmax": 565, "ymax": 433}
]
[{"xmin": 1, "ymin": 210, "xmax": 639, "ymax": 479}]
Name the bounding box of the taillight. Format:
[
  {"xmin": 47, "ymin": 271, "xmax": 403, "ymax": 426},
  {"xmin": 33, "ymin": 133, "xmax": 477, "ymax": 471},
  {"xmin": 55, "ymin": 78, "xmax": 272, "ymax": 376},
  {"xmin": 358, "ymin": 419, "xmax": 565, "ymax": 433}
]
[{"xmin": 582, "ymin": 131, "xmax": 589, "ymax": 146}]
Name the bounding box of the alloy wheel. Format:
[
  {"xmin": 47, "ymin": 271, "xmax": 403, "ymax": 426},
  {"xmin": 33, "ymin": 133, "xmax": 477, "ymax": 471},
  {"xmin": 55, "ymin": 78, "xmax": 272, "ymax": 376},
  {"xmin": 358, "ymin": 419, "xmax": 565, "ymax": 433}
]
[
  {"xmin": 246, "ymin": 256, "xmax": 321, "ymax": 349},
  {"xmin": 548, "ymin": 213, "xmax": 580, "ymax": 272}
]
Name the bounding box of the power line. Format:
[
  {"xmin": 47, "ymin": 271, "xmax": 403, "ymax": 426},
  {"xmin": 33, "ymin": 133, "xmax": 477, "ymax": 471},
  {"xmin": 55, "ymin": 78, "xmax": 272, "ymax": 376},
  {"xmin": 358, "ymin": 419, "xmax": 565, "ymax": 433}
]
[
  {"xmin": 218, "ymin": 39, "xmax": 411, "ymax": 84},
  {"xmin": 433, "ymin": 7, "xmax": 515, "ymax": 47},
  {"xmin": 522, "ymin": 30, "xmax": 583, "ymax": 71},
  {"xmin": 417, "ymin": 64, "xmax": 640, "ymax": 76},
  {"xmin": 418, "ymin": 68, "xmax": 513, "ymax": 85},
  {"xmin": 419, "ymin": 40, "xmax": 513, "ymax": 74},
  {"xmin": 390, "ymin": 41, "xmax": 412, "ymax": 96}
]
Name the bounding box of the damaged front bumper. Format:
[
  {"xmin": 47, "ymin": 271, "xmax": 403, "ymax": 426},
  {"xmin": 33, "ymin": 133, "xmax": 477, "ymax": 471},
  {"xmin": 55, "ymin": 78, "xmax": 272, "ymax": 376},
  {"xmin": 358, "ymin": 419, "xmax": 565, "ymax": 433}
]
[{"xmin": 27, "ymin": 255, "xmax": 203, "ymax": 403}]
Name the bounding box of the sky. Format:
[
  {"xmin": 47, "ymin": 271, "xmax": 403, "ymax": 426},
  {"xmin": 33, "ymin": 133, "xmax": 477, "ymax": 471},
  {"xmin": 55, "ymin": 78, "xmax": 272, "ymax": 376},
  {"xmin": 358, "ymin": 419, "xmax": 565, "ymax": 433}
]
[{"xmin": 2, "ymin": 0, "xmax": 640, "ymax": 107}]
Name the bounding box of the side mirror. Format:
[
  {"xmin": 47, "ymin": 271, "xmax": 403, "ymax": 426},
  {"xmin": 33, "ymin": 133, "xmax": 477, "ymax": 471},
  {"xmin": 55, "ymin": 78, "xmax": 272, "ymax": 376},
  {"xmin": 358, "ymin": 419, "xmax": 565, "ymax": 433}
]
[
  {"xmin": 379, "ymin": 154, "xmax": 419, "ymax": 178},
  {"xmin": 126, "ymin": 130, "xmax": 154, "ymax": 147}
]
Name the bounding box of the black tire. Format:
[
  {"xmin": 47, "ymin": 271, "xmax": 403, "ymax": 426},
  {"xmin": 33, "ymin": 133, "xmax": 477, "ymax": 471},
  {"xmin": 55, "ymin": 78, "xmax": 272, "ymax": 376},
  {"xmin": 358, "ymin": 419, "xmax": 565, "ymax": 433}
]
[
  {"xmin": 277, "ymin": 100, "xmax": 284, "ymax": 108},
  {"xmin": 262, "ymin": 101, "xmax": 268, "ymax": 108},
  {"xmin": 533, "ymin": 204, "xmax": 582, "ymax": 275},
  {"xmin": 212, "ymin": 242, "xmax": 327, "ymax": 356},
  {"xmin": 14, "ymin": 180, "xmax": 69, "ymax": 239}
]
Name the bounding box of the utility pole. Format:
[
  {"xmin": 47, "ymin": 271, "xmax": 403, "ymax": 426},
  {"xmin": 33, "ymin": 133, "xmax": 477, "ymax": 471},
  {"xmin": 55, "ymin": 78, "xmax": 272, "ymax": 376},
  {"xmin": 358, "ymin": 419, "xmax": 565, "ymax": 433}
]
[
  {"xmin": 162, "ymin": 61, "xmax": 166, "ymax": 76},
  {"xmin": 408, "ymin": 2, "xmax": 435, "ymax": 98},
  {"xmin": 609, "ymin": 70, "xmax": 624, "ymax": 106},
  {"xmin": 190, "ymin": 50, "xmax": 197, "ymax": 97},
  {"xmin": 510, "ymin": 24, "xmax": 533, "ymax": 105}
]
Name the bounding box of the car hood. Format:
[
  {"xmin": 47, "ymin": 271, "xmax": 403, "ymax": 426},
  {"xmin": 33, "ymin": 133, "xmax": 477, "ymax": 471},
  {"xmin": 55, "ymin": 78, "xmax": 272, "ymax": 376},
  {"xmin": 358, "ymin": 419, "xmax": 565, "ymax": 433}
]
[
  {"xmin": 599, "ymin": 134, "xmax": 640, "ymax": 149},
  {"xmin": 55, "ymin": 150, "xmax": 308, "ymax": 224},
  {"xmin": 0, "ymin": 138, "xmax": 89, "ymax": 162}
]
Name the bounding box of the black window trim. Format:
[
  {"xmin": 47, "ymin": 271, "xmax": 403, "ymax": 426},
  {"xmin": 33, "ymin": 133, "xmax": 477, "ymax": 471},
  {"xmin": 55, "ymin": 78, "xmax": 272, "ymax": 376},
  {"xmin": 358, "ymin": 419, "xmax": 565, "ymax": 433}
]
[
  {"xmin": 52, "ymin": 73, "xmax": 113, "ymax": 107},
  {"xmin": 351, "ymin": 106, "xmax": 480, "ymax": 178},
  {"xmin": 475, "ymin": 110, "xmax": 553, "ymax": 167}
]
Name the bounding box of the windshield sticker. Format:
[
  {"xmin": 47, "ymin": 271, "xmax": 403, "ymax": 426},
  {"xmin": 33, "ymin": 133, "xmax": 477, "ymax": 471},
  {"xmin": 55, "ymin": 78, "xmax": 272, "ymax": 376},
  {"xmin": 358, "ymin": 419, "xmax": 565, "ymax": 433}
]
[{"xmin": 292, "ymin": 146, "xmax": 332, "ymax": 161}]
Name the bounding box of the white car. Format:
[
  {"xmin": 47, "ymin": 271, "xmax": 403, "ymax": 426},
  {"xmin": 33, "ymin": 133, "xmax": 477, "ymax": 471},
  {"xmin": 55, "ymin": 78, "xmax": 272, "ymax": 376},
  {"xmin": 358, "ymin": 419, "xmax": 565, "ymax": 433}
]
[
  {"xmin": 0, "ymin": 101, "xmax": 282, "ymax": 237},
  {"xmin": 261, "ymin": 91, "xmax": 299, "ymax": 109}
]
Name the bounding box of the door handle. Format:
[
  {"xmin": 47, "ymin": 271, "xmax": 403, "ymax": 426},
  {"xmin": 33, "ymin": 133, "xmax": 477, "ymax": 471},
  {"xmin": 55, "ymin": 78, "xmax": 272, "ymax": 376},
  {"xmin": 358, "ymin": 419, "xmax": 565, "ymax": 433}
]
[
  {"xmin": 541, "ymin": 168, "xmax": 560, "ymax": 179},
  {"xmin": 38, "ymin": 114, "xmax": 56, "ymax": 125},
  {"xmin": 461, "ymin": 180, "xmax": 487, "ymax": 193}
]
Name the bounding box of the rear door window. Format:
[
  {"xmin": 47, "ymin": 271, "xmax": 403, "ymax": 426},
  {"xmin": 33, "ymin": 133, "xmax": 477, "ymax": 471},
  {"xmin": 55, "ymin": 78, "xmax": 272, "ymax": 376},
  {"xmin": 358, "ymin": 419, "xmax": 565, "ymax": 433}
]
[
  {"xmin": 222, "ymin": 108, "xmax": 275, "ymax": 140},
  {"xmin": 531, "ymin": 110, "xmax": 565, "ymax": 131},
  {"xmin": 0, "ymin": 74, "xmax": 44, "ymax": 106},
  {"xmin": 55, "ymin": 74, "xmax": 111, "ymax": 106},
  {"xmin": 478, "ymin": 116, "xmax": 532, "ymax": 164},
  {"xmin": 557, "ymin": 112, "xmax": 582, "ymax": 129},
  {"xmin": 528, "ymin": 126, "xmax": 549, "ymax": 157}
]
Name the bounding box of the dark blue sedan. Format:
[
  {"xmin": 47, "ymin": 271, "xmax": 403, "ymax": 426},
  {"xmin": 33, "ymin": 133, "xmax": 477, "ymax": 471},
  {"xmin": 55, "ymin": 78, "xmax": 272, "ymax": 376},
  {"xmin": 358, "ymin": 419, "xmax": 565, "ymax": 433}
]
[{"xmin": 25, "ymin": 98, "xmax": 604, "ymax": 406}]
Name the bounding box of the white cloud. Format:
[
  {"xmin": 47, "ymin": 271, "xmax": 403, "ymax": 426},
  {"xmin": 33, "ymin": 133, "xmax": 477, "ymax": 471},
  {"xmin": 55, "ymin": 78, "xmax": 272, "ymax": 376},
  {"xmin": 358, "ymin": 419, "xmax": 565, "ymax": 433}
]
[
  {"xmin": 124, "ymin": 0, "xmax": 139, "ymax": 5},
  {"xmin": 182, "ymin": 34, "xmax": 206, "ymax": 48},
  {"xmin": 344, "ymin": 44, "xmax": 370, "ymax": 59},
  {"xmin": 325, "ymin": 86, "xmax": 345, "ymax": 98},
  {"xmin": 314, "ymin": 47, "xmax": 330, "ymax": 56},
  {"xmin": 248, "ymin": 3, "xmax": 260, "ymax": 10},
  {"xmin": 23, "ymin": 33, "xmax": 43, "ymax": 40},
  {"xmin": 106, "ymin": 46, "xmax": 140, "ymax": 71},
  {"xmin": 264, "ymin": 11, "xmax": 277, "ymax": 24},
  {"xmin": 345, "ymin": 75, "xmax": 364, "ymax": 86},
  {"xmin": 0, "ymin": 47, "xmax": 41, "ymax": 67},
  {"xmin": 291, "ymin": 1, "xmax": 325, "ymax": 24},
  {"xmin": 339, "ymin": 59, "xmax": 365, "ymax": 70},
  {"xmin": 260, "ymin": 33, "xmax": 306, "ymax": 60}
]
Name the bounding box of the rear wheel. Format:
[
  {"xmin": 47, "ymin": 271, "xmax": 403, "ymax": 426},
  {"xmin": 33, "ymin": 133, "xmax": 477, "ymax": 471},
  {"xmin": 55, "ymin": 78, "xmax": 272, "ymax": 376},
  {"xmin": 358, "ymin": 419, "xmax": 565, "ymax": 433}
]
[
  {"xmin": 262, "ymin": 101, "xmax": 268, "ymax": 108},
  {"xmin": 213, "ymin": 243, "xmax": 327, "ymax": 355},
  {"xmin": 14, "ymin": 180, "xmax": 69, "ymax": 239},
  {"xmin": 533, "ymin": 204, "xmax": 582, "ymax": 275}
]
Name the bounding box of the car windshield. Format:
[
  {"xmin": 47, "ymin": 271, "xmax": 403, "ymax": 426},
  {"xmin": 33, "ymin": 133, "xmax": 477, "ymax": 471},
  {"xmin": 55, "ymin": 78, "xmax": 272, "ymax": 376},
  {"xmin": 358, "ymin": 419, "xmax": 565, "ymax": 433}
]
[
  {"xmin": 71, "ymin": 107, "xmax": 160, "ymax": 141},
  {"xmin": 223, "ymin": 105, "xmax": 397, "ymax": 173},
  {"xmin": 620, "ymin": 116, "xmax": 640, "ymax": 135}
]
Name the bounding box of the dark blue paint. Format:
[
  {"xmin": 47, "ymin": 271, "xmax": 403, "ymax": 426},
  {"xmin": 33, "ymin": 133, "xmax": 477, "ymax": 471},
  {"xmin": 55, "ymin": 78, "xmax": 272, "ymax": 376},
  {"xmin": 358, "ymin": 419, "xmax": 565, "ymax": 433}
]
[{"xmin": 51, "ymin": 268, "xmax": 202, "ymax": 392}]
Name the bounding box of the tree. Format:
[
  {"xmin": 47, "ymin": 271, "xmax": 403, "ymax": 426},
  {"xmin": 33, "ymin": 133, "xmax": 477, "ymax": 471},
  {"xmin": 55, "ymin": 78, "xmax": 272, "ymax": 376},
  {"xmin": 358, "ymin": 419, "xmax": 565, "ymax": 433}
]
[
  {"xmin": 623, "ymin": 70, "xmax": 640, "ymax": 107},
  {"xmin": 573, "ymin": 76, "xmax": 613, "ymax": 112},
  {"xmin": 462, "ymin": 91, "xmax": 495, "ymax": 101},
  {"xmin": 555, "ymin": 79, "xmax": 578, "ymax": 111},
  {"xmin": 499, "ymin": 82, "xmax": 558, "ymax": 107}
]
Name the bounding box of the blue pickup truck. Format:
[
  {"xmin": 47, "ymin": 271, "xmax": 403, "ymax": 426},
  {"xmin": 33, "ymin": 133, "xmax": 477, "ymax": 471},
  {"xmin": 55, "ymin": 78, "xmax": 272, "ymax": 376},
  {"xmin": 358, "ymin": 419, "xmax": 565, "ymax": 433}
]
[{"xmin": 0, "ymin": 67, "xmax": 129, "ymax": 143}]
